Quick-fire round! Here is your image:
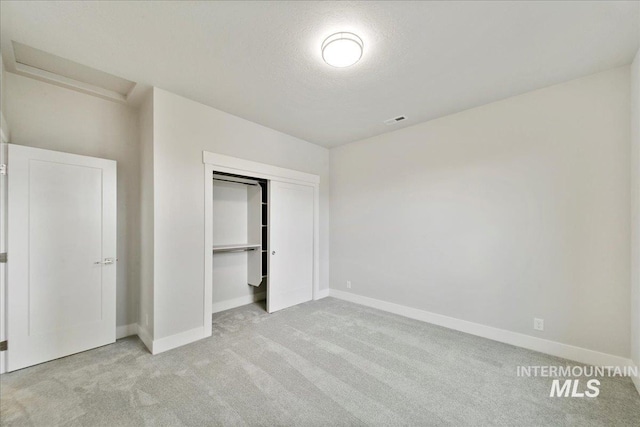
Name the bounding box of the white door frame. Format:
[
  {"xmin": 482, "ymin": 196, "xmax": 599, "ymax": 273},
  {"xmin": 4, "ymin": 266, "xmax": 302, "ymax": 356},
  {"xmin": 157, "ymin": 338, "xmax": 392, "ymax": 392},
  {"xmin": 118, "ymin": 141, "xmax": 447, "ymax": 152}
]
[
  {"xmin": 202, "ymin": 151, "xmax": 320, "ymax": 335},
  {"xmin": 0, "ymin": 119, "xmax": 8, "ymax": 374}
]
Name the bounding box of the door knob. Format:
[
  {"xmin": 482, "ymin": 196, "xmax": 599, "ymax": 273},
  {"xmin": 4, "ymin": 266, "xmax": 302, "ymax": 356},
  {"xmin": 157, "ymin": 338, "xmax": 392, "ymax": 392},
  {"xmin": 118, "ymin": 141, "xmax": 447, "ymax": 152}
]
[{"xmin": 272, "ymin": 251, "xmax": 276, "ymax": 255}]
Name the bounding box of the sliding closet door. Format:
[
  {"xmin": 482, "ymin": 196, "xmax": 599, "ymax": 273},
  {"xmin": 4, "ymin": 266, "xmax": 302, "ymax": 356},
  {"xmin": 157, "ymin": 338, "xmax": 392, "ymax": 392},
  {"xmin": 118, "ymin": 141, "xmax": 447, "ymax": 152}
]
[{"xmin": 268, "ymin": 181, "xmax": 314, "ymax": 313}]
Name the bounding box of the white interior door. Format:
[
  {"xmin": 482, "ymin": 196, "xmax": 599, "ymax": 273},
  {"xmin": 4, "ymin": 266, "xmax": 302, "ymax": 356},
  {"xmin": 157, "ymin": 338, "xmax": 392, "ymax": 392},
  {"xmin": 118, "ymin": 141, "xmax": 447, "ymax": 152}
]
[
  {"xmin": 268, "ymin": 180, "xmax": 314, "ymax": 313},
  {"xmin": 7, "ymin": 144, "xmax": 116, "ymax": 371},
  {"xmin": 0, "ymin": 134, "xmax": 7, "ymax": 374}
]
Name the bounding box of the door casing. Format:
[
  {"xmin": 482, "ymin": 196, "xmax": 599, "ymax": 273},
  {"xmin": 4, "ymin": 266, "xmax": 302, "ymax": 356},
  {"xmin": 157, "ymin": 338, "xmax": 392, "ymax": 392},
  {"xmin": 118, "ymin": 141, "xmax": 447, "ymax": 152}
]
[{"xmin": 203, "ymin": 152, "xmax": 320, "ymax": 336}]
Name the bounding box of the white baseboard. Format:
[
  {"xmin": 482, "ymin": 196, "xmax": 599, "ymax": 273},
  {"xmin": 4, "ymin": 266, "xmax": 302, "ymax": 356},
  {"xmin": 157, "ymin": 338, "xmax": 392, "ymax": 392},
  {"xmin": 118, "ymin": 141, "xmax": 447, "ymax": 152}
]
[
  {"xmin": 315, "ymin": 288, "xmax": 330, "ymax": 299},
  {"xmin": 116, "ymin": 323, "xmax": 138, "ymax": 339},
  {"xmin": 329, "ymin": 289, "xmax": 632, "ymax": 368},
  {"xmin": 151, "ymin": 326, "xmax": 208, "ymax": 355},
  {"xmin": 212, "ymin": 292, "xmax": 266, "ymax": 314},
  {"xmin": 136, "ymin": 324, "xmax": 153, "ymax": 353}
]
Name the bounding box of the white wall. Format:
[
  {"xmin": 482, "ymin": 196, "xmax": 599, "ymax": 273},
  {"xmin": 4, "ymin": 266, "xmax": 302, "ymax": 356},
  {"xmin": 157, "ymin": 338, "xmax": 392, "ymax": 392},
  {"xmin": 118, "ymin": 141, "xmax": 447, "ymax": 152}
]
[
  {"xmin": 330, "ymin": 67, "xmax": 631, "ymax": 358},
  {"xmin": 151, "ymin": 88, "xmax": 329, "ymax": 340},
  {"xmin": 3, "ymin": 72, "xmax": 141, "ymax": 328},
  {"xmin": 138, "ymin": 90, "xmax": 154, "ymax": 337},
  {"xmin": 0, "ymin": 53, "xmax": 7, "ymax": 140},
  {"xmin": 631, "ymin": 47, "xmax": 640, "ymax": 371}
]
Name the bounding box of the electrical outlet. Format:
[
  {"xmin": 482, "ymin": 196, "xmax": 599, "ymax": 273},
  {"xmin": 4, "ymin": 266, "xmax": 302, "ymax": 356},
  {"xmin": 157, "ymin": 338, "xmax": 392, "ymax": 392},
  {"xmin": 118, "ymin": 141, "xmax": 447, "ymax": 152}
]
[
  {"xmin": 346, "ymin": 280, "xmax": 352, "ymax": 289},
  {"xmin": 534, "ymin": 318, "xmax": 544, "ymax": 331}
]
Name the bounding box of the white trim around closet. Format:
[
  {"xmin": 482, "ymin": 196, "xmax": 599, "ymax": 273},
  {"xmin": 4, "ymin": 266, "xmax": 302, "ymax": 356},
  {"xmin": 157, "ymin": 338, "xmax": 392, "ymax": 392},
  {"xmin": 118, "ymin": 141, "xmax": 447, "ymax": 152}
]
[
  {"xmin": 202, "ymin": 152, "xmax": 321, "ymax": 330},
  {"xmin": 203, "ymin": 152, "xmax": 320, "ymax": 185}
]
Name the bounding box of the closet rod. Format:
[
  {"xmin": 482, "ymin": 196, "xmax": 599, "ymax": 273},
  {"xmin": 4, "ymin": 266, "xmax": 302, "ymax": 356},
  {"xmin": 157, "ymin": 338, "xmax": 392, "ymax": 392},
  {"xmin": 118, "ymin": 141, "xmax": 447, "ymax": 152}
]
[
  {"xmin": 213, "ymin": 177, "xmax": 260, "ymax": 186},
  {"xmin": 212, "ymin": 247, "xmax": 259, "ymax": 254}
]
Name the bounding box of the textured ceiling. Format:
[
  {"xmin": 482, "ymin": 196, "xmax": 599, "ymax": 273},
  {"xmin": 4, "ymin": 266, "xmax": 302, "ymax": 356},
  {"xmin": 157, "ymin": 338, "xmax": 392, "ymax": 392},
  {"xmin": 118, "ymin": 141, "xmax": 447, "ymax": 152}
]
[{"xmin": 1, "ymin": 1, "xmax": 639, "ymax": 147}]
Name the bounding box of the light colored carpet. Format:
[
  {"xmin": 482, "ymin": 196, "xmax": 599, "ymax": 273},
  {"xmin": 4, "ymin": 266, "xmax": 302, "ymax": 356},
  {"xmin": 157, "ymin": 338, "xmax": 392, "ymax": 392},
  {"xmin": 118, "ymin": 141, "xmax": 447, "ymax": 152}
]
[{"xmin": 1, "ymin": 297, "xmax": 639, "ymax": 426}]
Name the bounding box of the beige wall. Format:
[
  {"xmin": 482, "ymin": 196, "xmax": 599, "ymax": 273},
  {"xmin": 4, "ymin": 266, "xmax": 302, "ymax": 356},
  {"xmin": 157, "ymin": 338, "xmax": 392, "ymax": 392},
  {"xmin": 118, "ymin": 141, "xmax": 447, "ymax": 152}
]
[
  {"xmin": 150, "ymin": 88, "xmax": 330, "ymax": 339},
  {"xmin": 330, "ymin": 66, "xmax": 631, "ymax": 357},
  {"xmin": 3, "ymin": 72, "xmax": 141, "ymax": 328}
]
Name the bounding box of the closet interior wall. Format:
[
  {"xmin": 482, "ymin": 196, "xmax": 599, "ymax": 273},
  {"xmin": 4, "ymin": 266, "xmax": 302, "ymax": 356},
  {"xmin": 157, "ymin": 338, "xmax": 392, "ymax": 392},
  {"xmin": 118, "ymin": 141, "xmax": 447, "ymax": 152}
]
[{"xmin": 211, "ymin": 172, "xmax": 268, "ymax": 312}]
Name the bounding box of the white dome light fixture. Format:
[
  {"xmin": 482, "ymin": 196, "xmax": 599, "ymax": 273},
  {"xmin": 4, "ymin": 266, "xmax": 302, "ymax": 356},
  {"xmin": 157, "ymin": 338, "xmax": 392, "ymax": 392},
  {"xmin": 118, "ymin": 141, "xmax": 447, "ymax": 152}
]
[{"xmin": 321, "ymin": 32, "xmax": 364, "ymax": 68}]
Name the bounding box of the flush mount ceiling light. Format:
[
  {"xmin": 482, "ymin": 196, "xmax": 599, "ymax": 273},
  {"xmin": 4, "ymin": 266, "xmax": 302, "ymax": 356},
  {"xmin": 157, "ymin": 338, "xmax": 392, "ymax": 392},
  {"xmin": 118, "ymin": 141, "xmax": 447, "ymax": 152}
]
[{"xmin": 321, "ymin": 32, "xmax": 363, "ymax": 68}]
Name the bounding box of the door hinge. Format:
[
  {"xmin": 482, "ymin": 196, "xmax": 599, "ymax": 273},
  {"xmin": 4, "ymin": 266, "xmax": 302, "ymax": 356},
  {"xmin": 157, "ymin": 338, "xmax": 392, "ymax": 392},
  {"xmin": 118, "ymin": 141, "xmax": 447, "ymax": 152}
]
[
  {"xmin": 0, "ymin": 253, "xmax": 6, "ymax": 263},
  {"xmin": 0, "ymin": 164, "xmax": 6, "ymax": 176},
  {"xmin": 0, "ymin": 341, "xmax": 6, "ymax": 351}
]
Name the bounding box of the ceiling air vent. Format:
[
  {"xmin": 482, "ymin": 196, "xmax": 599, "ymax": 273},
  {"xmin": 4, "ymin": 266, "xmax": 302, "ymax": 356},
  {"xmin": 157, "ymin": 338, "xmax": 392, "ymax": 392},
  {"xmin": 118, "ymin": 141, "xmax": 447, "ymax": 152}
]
[{"xmin": 384, "ymin": 116, "xmax": 406, "ymax": 125}]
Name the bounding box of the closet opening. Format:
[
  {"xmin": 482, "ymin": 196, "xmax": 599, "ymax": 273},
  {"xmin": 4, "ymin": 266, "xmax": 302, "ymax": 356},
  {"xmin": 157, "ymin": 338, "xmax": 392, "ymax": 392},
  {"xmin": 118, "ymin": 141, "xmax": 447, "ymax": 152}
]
[
  {"xmin": 204, "ymin": 151, "xmax": 320, "ymax": 329},
  {"xmin": 211, "ymin": 171, "xmax": 269, "ymax": 314}
]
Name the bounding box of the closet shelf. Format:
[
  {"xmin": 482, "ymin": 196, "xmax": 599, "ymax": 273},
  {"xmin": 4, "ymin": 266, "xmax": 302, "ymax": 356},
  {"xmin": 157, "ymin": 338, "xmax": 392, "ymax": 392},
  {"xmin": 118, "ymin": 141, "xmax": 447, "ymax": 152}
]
[{"xmin": 212, "ymin": 243, "xmax": 261, "ymax": 253}]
